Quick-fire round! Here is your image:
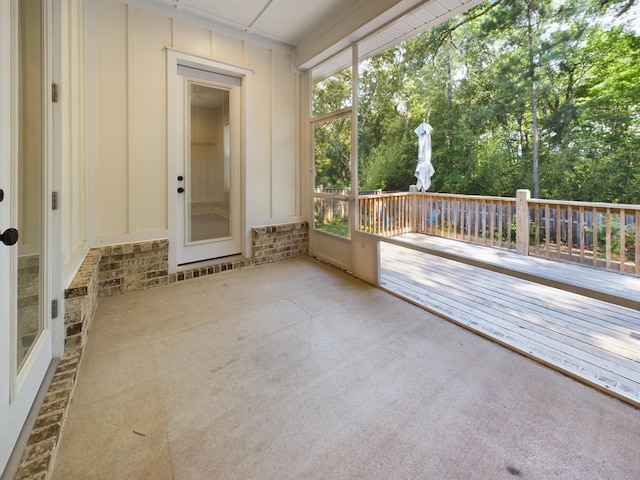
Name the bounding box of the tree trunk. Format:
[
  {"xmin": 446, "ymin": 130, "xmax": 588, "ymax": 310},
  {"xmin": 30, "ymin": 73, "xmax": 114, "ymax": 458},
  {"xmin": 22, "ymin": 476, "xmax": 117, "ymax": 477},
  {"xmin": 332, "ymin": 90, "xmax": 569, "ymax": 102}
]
[
  {"xmin": 446, "ymin": 39, "xmax": 453, "ymax": 107},
  {"xmin": 526, "ymin": 0, "xmax": 540, "ymax": 198}
]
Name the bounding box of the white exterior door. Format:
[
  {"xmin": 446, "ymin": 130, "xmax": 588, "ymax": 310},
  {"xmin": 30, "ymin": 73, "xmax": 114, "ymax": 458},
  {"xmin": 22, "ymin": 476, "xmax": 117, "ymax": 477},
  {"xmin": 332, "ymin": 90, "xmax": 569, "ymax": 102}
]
[
  {"xmin": 175, "ymin": 71, "xmax": 242, "ymax": 265},
  {"xmin": 167, "ymin": 50, "xmax": 253, "ymax": 269},
  {"xmin": 0, "ymin": 0, "xmax": 53, "ymax": 474}
]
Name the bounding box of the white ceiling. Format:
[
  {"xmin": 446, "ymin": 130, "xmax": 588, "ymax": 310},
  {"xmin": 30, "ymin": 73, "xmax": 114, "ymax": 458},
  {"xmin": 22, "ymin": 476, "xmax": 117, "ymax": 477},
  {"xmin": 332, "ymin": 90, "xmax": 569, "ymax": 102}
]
[
  {"xmin": 177, "ymin": 0, "xmax": 367, "ymax": 46},
  {"xmin": 131, "ymin": 0, "xmax": 483, "ymax": 76}
]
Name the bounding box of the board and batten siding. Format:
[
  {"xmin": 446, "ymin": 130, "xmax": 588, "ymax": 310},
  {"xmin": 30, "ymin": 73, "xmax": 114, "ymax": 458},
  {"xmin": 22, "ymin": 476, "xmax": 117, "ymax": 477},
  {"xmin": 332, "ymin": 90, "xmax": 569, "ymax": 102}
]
[
  {"xmin": 50, "ymin": 0, "xmax": 91, "ymax": 289},
  {"xmin": 91, "ymin": 0, "xmax": 302, "ymax": 245}
]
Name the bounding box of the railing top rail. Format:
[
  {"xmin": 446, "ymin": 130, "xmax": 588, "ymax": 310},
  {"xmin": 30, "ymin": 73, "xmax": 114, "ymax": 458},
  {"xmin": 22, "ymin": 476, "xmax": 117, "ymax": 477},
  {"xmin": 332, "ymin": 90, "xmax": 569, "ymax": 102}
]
[
  {"xmin": 415, "ymin": 192, "xmax": 516, "ymax": 203},
  {"xmin": 314, "ymin": 192, "xmax": 350, "ymax": 200},
  {"xmin": 357, "ymin": 190, "xmax": 640, "ymax": 211},
  {"xmin": 528, "ymin": 197, "xmax": 640, "ymax": 211},
  {"xmin": 359, "ymin": 192, "xmax": 411, "ymax": 199},
  {"xmin": 359, "ymin": 192, "xmax": 517, "ymax": 201}
]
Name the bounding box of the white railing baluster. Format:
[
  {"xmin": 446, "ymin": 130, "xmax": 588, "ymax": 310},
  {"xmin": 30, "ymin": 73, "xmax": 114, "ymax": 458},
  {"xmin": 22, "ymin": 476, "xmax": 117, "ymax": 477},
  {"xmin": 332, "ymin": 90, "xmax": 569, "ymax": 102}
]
[{"xmin": 620, "ymin": 209, "xmax": 626, "ymax": 271}]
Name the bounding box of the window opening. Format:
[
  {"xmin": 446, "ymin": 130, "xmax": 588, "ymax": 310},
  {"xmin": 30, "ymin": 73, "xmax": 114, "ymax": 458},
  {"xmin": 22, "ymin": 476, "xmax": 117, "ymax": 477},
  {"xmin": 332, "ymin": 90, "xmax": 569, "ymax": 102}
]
[{"xmin": 312, "ymin": 65, "xmax": 354, "ymax": 239}]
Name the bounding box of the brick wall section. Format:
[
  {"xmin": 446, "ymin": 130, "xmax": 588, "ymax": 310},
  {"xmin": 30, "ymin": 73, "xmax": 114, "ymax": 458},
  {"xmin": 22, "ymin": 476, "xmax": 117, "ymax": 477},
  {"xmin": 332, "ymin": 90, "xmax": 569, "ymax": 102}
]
[
  {"xmin": 14, "ymin": 348, "xmax": 81, "ymax": 480},
  {"xmin": 168, "ymin": 258, "xmax": 253, "ymax": 283},
  {"xmin": 98, "ymin": 239, "xmax": 169, "ymax": 297},
  {"xmin": 168, "ymin": 221, "xmax": 309, "ymax": 282},
  {"xmin": 64, "ymin": 249, "xmax": 101, "ymax": 350},
  {"xmin": 252, "ymin": 221, "xmax": 308, "ymax": 265}
]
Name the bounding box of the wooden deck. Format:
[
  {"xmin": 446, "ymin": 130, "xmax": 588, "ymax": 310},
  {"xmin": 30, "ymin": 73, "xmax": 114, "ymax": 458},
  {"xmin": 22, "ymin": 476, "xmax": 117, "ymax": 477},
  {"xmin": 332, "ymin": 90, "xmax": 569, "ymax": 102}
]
[{"xmin": 379, "ymin": 234, "xmax": 640, "ymax": 408}]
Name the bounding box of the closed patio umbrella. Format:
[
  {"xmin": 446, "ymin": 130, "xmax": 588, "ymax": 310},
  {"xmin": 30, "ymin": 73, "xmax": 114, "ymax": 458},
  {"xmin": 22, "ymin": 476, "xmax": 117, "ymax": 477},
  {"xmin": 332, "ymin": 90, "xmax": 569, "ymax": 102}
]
[{"xmin": 414, "ymin": 121, "xmax": 435, "ymax": 191}]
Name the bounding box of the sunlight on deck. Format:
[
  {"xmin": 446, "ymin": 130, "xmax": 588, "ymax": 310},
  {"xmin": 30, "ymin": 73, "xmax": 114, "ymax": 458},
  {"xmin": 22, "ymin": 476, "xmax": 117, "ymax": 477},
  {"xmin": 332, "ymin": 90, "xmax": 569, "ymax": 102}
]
[{"xmin": 379, "ymin": 240, "xmax": 640, "ymax": 407}]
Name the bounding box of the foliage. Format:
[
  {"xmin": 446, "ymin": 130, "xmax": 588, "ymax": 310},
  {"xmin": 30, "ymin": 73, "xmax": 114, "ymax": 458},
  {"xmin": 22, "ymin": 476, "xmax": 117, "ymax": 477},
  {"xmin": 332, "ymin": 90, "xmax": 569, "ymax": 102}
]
[
  {"xmin": 585, "ymin": 218, "xmax": 637, "ymax": 261},
  {"xmin": 314, "ymin": 222, "xmax": 349, "ymax": 237},
  {"xmin": 313, "ymin": 115, "xmax": 352, "ymax": 189},
  {"xmin": 313, "ymin": 0, "xmax": 640, "ymax": 203}
]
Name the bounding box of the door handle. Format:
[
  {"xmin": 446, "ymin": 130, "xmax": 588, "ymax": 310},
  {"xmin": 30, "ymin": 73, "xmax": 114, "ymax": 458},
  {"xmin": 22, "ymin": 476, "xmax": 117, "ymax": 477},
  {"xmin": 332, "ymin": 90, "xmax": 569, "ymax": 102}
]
[
  {"xmin": 0, "ymin": 228, "xmax": 19, "ymax": 246},
  {"xmin": 177, "ymin": 187, "xmax": 185, "ymax": 194}
]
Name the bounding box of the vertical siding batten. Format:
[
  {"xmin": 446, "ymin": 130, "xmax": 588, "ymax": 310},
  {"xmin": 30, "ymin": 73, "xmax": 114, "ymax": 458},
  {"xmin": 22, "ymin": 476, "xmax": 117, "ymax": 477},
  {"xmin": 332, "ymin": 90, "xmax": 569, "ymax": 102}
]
[
  {"xmin": 295, "ymin": 68, "xmax": 301, "ymax": 217},
  {"xmin": 95, "ymin": 0, "xmax": 129, "ymax": 236},
  {"xmin": 61, "ymin": 0, "xmax": 91, "ymax": 288},
  {"xmin": 127, "ymin": 6, "xmax": 135, "ymax": 234},
  {"xmin": 272, "ymin": 51, "xmax": 298, "ymax": 218},
  {"xmin": 133, "ymin": 9, "xmax": 170, "ymax": 232},
  {"xmin": 270, "ymin": 49, "xmax": 275, "ymax": 218}
]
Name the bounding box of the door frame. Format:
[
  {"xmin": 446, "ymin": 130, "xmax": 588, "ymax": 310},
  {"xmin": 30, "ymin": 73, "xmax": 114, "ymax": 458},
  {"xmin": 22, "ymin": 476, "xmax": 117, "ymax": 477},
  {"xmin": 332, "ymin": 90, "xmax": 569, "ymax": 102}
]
[
  {"xmin": 166, "ymin": 48, "xmax": 253, "ymax": 272},
  {"xmin": 1, "ymin": 0, "xmax": 58, "ymax": 475}
]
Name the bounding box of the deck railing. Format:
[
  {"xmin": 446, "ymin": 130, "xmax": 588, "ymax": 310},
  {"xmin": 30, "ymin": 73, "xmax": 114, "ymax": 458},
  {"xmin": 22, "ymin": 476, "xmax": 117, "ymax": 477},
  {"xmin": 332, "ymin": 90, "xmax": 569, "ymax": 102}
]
[
  {"xmin": 528, "ymin": 197, "xmax": 640, "ymax": 274},
  {"xmin": 359, "ymin": 192, "xmax": 413, "ymax": 236},
  {"xmin": 358, "ymin": 189, "xmax": 640, "ymax": 275},
  {"xmin": 413, "ymin": 192, "xmax": 518, "ymax": 250}
]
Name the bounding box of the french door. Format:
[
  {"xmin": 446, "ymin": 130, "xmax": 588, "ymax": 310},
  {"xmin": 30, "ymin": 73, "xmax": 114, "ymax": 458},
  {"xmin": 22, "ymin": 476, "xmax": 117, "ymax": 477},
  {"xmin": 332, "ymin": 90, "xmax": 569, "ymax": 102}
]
[
  {"xmin": 176, "ymin": 73, "xmax": 242, "ymax": 265},
  {"xmin": 0, "ymin": 0, "xmax": 52, "ymax": 474}
]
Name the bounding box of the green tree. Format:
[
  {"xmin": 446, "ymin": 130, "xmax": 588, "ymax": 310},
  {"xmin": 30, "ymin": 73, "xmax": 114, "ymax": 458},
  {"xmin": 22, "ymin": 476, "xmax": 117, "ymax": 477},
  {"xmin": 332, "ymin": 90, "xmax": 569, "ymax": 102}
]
[{"xmin": 314, "ymin": 0, "xmax": 640, "ymax": 203}]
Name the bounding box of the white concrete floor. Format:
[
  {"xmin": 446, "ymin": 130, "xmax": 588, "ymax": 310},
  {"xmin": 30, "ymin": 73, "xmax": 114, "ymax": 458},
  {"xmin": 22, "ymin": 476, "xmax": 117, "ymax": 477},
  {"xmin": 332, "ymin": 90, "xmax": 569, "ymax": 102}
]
[{"xmin": 51, "ymin": 256, "xmax": 640, "ymax": 479}]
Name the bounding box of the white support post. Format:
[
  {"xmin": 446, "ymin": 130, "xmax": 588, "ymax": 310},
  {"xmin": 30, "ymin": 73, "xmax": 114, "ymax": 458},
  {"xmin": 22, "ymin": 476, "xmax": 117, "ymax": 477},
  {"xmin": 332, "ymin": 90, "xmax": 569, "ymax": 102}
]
[{"xmin": 516, "ymin": 189, "xmax": 531, "ymax": 255}]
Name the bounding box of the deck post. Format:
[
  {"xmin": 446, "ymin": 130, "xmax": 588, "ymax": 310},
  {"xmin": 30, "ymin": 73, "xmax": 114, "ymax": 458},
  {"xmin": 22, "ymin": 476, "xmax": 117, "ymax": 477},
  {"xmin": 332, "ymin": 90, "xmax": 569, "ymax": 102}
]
[
  {"xmin": 516, "ymin": 189, "xmax": 531, "ymax": 255},
  {"xmin": 409, "ymin": 185, "xmax": 418, "ymax": 233}
]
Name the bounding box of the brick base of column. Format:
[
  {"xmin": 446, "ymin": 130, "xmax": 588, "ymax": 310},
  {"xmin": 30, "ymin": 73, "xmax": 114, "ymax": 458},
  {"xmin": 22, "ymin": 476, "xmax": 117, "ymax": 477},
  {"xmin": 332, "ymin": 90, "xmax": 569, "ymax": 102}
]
[{"xmin": 252, "ymin": 221, "xmax": 309, "ymax": 265}]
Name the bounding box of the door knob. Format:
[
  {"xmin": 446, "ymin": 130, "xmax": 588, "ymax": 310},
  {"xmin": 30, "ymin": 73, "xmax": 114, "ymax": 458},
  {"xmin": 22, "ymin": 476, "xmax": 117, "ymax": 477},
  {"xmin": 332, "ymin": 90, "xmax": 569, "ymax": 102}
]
[
  {"xmin": 177, "ymin": 187, "xmax": 185, "ymax": 193},
  {"xmin": 0, "ymin": 228, "xmax": 19, "ymax": 246}
]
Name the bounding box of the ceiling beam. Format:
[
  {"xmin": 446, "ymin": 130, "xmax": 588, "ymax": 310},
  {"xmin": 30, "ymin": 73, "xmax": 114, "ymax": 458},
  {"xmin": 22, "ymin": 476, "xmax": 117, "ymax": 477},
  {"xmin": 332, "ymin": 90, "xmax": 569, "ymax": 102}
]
[
  {"xmin": 124, "ymin": 0, "xmax": 294, "ymax": 53},
  {"xmin": 246, "ymin": 0, "xmax": 275, "ymax": 34}
]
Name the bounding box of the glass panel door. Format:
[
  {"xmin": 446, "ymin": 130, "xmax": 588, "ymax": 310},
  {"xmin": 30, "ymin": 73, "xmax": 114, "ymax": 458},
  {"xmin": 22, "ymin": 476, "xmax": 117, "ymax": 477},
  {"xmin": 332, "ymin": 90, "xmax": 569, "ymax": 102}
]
[
  {"xmin": 1, "ymin": 0, "xmax": 51, "ymax": 474},
  {"xmin": 187, "ymin": 83, "xmax": 231, "ymax": 243},
  {"xmin": 17, "ymin": 0, "xmax": 45, "ymax": 370},
  {"xmin": 175, "ymin": 73, "xmax": 241, "ymax": 265}
]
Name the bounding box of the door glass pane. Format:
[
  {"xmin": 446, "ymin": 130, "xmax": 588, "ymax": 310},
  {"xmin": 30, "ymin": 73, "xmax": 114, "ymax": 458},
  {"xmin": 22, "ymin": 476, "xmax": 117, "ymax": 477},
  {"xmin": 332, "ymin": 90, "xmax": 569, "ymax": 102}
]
[
  {"xmin": 17, "ymin": 0, "xmax": 44, "ymax": 371},
  {"xmin": 188, "ymin": 83, "xmax": 231, "ymax": 243},
  {"xmin": 313, "ymin": 115, "xmax": 351, "ymax": 238}
]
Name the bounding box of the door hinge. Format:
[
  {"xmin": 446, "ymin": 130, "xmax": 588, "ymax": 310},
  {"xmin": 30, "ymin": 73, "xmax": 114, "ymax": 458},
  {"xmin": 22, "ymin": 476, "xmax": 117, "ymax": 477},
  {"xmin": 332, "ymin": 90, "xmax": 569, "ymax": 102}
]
[
  {"xmin": 52, "ymin": 83, "xmax": 59, "ymax": 103},
  {"xmin": 51, "ymin": 299, "xmax": 58, "ymax": 319},
  {"xmin": 52, "ymin": 191, "xmax": 59, "ymax": 210}
]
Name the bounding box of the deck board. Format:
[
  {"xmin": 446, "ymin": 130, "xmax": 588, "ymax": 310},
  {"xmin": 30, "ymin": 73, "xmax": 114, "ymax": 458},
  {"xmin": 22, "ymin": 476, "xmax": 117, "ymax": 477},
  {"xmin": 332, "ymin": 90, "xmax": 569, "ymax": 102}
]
[
  {"xmin": 382, "ymin": 268, "xmax": 640, "ymax": 383},
  {"xmin": 380, "ymin": 241, "xmax": 640, "ymax": 407},
  {"xmin": 388, "ymin": 232, "xmax": 640, "ymax": 310},
  {"xmin": 399, "ymin": 257, "xmax": 640, "ymax": 355}
]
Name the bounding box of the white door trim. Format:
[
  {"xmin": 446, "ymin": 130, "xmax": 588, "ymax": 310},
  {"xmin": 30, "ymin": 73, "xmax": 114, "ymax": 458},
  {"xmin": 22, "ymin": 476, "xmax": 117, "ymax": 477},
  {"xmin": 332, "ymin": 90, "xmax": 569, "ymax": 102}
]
[
  {"xmin": 0, "ymin": 4, "xmax": 15, "ymax": 470},
  {"xmin": 1, "ymin": 0, "xmax": 55, "ymax": 474},
  {"xmin": 166, "ymin": 48, "xmax": 253, "ymax": 272},
  {"xmin": 176, "ymin": 77, "xmax": 241, "ymax": 264}
]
